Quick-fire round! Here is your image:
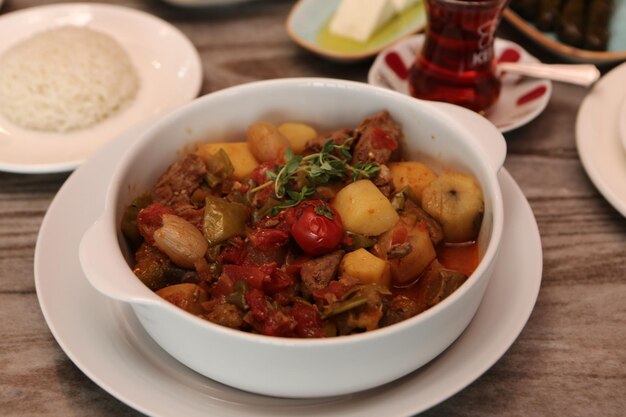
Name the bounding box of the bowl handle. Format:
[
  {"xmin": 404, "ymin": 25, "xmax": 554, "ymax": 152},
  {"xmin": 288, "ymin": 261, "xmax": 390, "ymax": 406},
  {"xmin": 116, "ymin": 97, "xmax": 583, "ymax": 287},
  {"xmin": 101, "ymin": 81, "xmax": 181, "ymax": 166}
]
[
  {"xmin": 79, "ymin": 217, "xmax": 156, "ymax": 305},
  {"xmin": 431, "ymin": 102, "xmax": 507, "ymax": 173}
]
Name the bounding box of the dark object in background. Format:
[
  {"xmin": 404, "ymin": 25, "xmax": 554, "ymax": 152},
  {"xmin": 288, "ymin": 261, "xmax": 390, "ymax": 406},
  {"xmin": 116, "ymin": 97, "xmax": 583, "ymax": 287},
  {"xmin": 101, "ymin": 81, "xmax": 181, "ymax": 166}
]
[
  {"xmin": 584, "ymin": 0, "xmax": 613, "ymax": 50},
  {"xmin": 510, "ymin": 0, "xmax": 541, "ymax": 20},
  {"xmin": 557, "ymin": 0, "xmax": 586, "ymax": 47},
  {"xmin": 536, "ymin": 0, "xmax": 561, "ymax": 31},
  {"xmin": 509, "ymin": 0, "xmax": 614, "ymax": 51}
]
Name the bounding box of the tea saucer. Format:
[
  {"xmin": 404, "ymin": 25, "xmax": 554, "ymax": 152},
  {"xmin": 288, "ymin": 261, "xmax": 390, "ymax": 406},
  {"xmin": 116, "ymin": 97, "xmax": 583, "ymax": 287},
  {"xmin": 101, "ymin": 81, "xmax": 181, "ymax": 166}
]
[
  {"xmin": 368, "ymin": 35, "xmax": 552, "ymax": 133},
  {"xmin": 34, "ymin": 120, "xmax": 542, "ymax": 415}
]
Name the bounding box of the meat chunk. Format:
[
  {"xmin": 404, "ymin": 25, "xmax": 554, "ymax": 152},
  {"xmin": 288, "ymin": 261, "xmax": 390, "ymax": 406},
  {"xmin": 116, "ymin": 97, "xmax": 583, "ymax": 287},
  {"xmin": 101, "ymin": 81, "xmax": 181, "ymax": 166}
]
[
  {"xmin": 352, "ymin": 111, "xmax": 402, "ymax": 165},
  {"xmin": 380, "ymin": 295, "xmax": 422, "ymax": 327},
  {"xmin": 133, "ymin": 242, "xmax": 197, "ymax": 291},
  {"xmin": 300, "ymin": 250, "xmax": 345, "ymax": 298},
  {"xmin": 373, "ymin": 164, "xmax": 395, "ymax": 197},
  {"xmin": 413, "ymin": 261, "xmax": 467, "ymax": 309},
  {"xmin": 333, "ymin": 284, "xmax": 385, "ymax": 335},
  {"xmin": 304, "ymin": 128, "xmax": 354, "ymax": 154},
  {"xmin": 152, "ymin": 153, "xmax": 207, "ymax": 208},
  {"xmin": 203, "ymin": 298, "xmax": 244, "ymax": 329},
  {"xmin": 169, "ymin": 203, "xmax": 205, "ymax": 229},
  {"xmin": 412, "ymin": 204, "xmax": 444, "ymax": 246}
]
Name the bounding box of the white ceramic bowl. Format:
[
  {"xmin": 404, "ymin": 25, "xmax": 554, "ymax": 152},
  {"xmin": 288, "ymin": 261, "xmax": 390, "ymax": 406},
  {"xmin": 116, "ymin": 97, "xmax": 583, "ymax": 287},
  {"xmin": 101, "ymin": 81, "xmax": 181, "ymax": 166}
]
[{"xmin": 79, "ymin": 78, "xmax": 506, "ymax": 398}]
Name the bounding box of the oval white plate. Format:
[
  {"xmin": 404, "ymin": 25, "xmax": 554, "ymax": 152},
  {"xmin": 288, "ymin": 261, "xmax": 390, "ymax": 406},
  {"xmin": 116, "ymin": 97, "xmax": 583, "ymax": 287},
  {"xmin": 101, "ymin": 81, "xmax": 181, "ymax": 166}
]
[
  {"xmin": 0, "ymin": 3, "xmax": 202, "ymax": 174},
  {"xmin": 34, "ymin": 121, "xmax": 542, "ymax": 416},
  {"xmin": 369, "ymin": 35, "xmax": 552, "ymax": 133},
  {"xmin": 619, "ymin": 95, "xmax": 626, "ymax": 154},
  {"xmin": 160, "ymin": 0, "xmax": 258, "ymax": 6},
  {"xmin": 576, "ymin": 62, "xmax": 626, "ymax": 218},
  {"xmin": 286, "ymin": 0, "xmax": 426, "ymax": 62}
]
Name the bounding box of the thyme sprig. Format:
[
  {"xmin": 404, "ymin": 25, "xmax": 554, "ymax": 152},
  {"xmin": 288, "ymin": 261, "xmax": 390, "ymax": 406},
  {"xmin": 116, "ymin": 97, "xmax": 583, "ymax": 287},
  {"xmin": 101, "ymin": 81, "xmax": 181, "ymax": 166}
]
[{"xmin": 250, "ymin": 138, "xmax": 380, "ymax": 213}]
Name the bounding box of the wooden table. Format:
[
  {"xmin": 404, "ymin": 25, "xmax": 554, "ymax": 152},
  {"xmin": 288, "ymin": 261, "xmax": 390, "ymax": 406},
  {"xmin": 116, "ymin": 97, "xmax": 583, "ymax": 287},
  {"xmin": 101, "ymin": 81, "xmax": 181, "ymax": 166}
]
[{"xmin": 1, "ymin": 1, "xmax": 624, "ymax": 416}]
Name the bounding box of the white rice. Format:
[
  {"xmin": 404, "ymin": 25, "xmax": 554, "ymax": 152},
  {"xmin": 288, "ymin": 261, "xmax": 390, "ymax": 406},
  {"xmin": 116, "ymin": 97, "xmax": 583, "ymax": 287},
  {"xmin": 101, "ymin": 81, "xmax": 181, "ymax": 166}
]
[{"xmin": 0, "ymin": 26, "xmax": 139, "ymax": 133}]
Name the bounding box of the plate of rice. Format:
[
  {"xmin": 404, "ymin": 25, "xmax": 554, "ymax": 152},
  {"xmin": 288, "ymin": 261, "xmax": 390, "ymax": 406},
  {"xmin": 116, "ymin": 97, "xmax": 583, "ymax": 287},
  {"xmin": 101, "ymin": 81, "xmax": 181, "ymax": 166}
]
[{"xmin": 0, "ymin": 3, "xmax": 202, "ymax": 174}]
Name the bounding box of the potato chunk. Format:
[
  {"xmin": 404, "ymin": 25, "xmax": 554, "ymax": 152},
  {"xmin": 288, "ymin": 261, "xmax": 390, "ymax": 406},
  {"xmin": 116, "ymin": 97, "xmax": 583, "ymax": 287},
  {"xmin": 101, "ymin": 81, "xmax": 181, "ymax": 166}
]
[
  {"xmin": 156, "ymin": 283, "xmax": 208, "ymax": 315},
  {"xmin": 421, "ymin": 172, "xmax": 484, "ymax": 243},
  {"xmin": 374, "ymin": 214, "xmax": 437, "ymax": 285},
  {"xmin": 196, "ymin": 142, "xmax": 258, "ymax": 180},
  {"xmin": 333, "ymin": 180, "xmax": 399, "ymax": 236},
  {"xmin": 390, "ymin": 225, "xmax": 436, "ymax": 285},
  {"xmin": 247, "ymin": 121, "xmax": 290, "ymax": 162},
  {"xmin": 340, "ymin": 248, "xmax": 390, "ymax": 286},
  {"xmin": 278, "ymin": 122, "xmax": 318, "ymax": 154},
  {"xmin": 388, "ymin": 161, "xmax": 437, "ymax": 203}
]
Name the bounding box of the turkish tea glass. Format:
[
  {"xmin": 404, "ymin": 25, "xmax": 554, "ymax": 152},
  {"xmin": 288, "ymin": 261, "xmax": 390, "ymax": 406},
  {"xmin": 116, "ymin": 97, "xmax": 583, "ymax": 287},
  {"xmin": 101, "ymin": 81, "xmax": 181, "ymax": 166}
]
[{"xmin": 408, "ymin": 0, "xmax": 509, "ymax": 113}]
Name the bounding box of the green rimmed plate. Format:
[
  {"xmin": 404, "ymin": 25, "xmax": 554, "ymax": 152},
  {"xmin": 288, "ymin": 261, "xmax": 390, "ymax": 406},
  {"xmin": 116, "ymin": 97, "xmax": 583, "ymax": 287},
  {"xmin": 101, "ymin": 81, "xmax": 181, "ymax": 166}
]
[{"xmin": 286, "ymin": 0, "xmax": 426, "ymax": 62}]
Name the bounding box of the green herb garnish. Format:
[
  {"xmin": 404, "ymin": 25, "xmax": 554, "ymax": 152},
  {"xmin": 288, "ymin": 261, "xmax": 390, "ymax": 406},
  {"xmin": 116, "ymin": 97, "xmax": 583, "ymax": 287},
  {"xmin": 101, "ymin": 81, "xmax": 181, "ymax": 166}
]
[
  {"xmin": 250, "ymin": 138, "xmax": 380, "ymax": 214},
  {"xmin": 313, "ymin": 203, "xmax": 335, "ymax": 220}
]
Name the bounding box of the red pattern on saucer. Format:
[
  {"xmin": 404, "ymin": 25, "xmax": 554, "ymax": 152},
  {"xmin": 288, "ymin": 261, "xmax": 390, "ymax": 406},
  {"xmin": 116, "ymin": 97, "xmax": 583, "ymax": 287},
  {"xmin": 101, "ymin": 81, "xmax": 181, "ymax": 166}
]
[
  {"xmin": 517, "ymin": 86, "xmax": 548, "ymax": 106},
  {"xmin": 385, "ymin": 52, "xmax": 409, "ymax": 80}
]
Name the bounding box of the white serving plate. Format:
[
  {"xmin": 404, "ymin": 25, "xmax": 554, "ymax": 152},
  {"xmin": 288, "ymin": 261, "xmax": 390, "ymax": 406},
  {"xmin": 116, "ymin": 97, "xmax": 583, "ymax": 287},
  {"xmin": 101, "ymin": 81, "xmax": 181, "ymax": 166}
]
[
  {"xmin": 160, "ymin": 0, "xmax": 259, "ymax": 6},
  {"xmin": 576, "ymin": 62, "xmax": 626, "ymax": 217},
  {"xmin": 35, "ymin": 121, "xmax": 542, "ymax": 416},
  {"xmin": 618, "ymin": 95, "xmax": 626, "ymax": 154},
  {"xmin": 0, "ymin": 3, "xmax": 202, "ymax": 174}
]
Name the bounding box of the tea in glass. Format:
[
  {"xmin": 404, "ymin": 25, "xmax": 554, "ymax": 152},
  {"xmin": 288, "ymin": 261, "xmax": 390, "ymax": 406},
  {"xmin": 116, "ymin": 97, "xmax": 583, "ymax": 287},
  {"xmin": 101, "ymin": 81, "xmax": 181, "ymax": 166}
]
[{"xmin": 408, "ymin": 0, "xmax": 509, "ymax": 113}]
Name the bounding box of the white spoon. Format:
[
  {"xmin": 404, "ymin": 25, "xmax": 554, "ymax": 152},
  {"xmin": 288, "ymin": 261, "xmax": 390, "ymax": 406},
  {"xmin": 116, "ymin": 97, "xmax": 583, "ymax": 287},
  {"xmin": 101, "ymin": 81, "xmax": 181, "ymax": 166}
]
[{"xmin": 498, "ymin": 62, "xmax": 601, "ymax": 86}]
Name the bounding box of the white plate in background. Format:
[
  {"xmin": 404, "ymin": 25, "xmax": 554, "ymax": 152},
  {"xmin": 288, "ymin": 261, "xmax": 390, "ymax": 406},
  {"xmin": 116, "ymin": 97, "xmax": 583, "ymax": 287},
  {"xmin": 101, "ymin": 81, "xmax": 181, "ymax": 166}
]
[
  {"xmin": 576, "ymin": 62, "xmax": 626, "ymax": 217},
  {"xmin": 369, "ymin": 35, "xmax": 552, "ymax": 133},
  {"xmin": 618, "ymin": 95, "xmax": 626, "ymax": 153},
  {"xmin": 160, "ymin": 0, "xmax": 258, "ymax": 6},
  {"xmin": 0, "ymin": 3, "xmax": 202, "ymax": 174},
  {"xmin": 35, "ymin": 121, "xmax": 542, "ymax": 416}
]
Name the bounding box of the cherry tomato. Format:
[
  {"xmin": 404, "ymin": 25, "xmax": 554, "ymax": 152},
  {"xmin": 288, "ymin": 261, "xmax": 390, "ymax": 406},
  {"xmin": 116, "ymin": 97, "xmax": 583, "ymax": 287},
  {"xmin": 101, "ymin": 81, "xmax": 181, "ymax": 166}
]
[{"xmin": 290, "ymin": 200, "xmax": 344, "ymax": 256}]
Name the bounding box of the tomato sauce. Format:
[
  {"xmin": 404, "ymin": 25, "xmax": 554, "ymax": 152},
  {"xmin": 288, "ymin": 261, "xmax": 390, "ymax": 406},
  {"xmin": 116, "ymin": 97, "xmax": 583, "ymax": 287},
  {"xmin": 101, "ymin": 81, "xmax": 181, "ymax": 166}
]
[
  {"xmin": 437, "ymin": 242, "xmax": 479, "ymax": 277},
  {"xmin": 391, "ymin": 242, "xmax": 478, "ymax": 303}
]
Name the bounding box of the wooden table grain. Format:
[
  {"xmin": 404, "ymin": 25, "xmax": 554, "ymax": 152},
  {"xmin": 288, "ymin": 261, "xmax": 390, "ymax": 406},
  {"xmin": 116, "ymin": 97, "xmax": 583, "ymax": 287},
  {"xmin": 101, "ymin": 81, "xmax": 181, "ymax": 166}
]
[{"xmin": 1, "ymin": 1, "xmax": 625, "ymax": 416}]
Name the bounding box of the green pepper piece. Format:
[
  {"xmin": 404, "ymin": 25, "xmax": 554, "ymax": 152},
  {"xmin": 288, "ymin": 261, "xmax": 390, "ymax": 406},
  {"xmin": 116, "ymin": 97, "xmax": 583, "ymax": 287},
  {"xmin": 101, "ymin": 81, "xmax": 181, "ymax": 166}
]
[
  {"xmin": 391, "ymin": 186, "xmax": 419, "ymax": 211},
  {"xmin": 204, "ymin": 148, "xmax": 234, "ymax": 188},
  {"xmin": 226, "ymin": 280, "xmax": 250, "ymax": 311},
  {"xmin": 321, "ymin": 296, "xmax": 369, "ymax": 319},
  {"xmin": 121, "ymin": 192, "xmax": 152, "ymax": 248},
  {"xmin": 203, "ymin": 195, "xmax": 248, "ymax": 246},
  {"xmin": 320, "ymin": 284, "xmax": 391, "ymax": 319},
  {"xmin": 344, "ymin": 232, "xmax": 376, "ymax": 250}
]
